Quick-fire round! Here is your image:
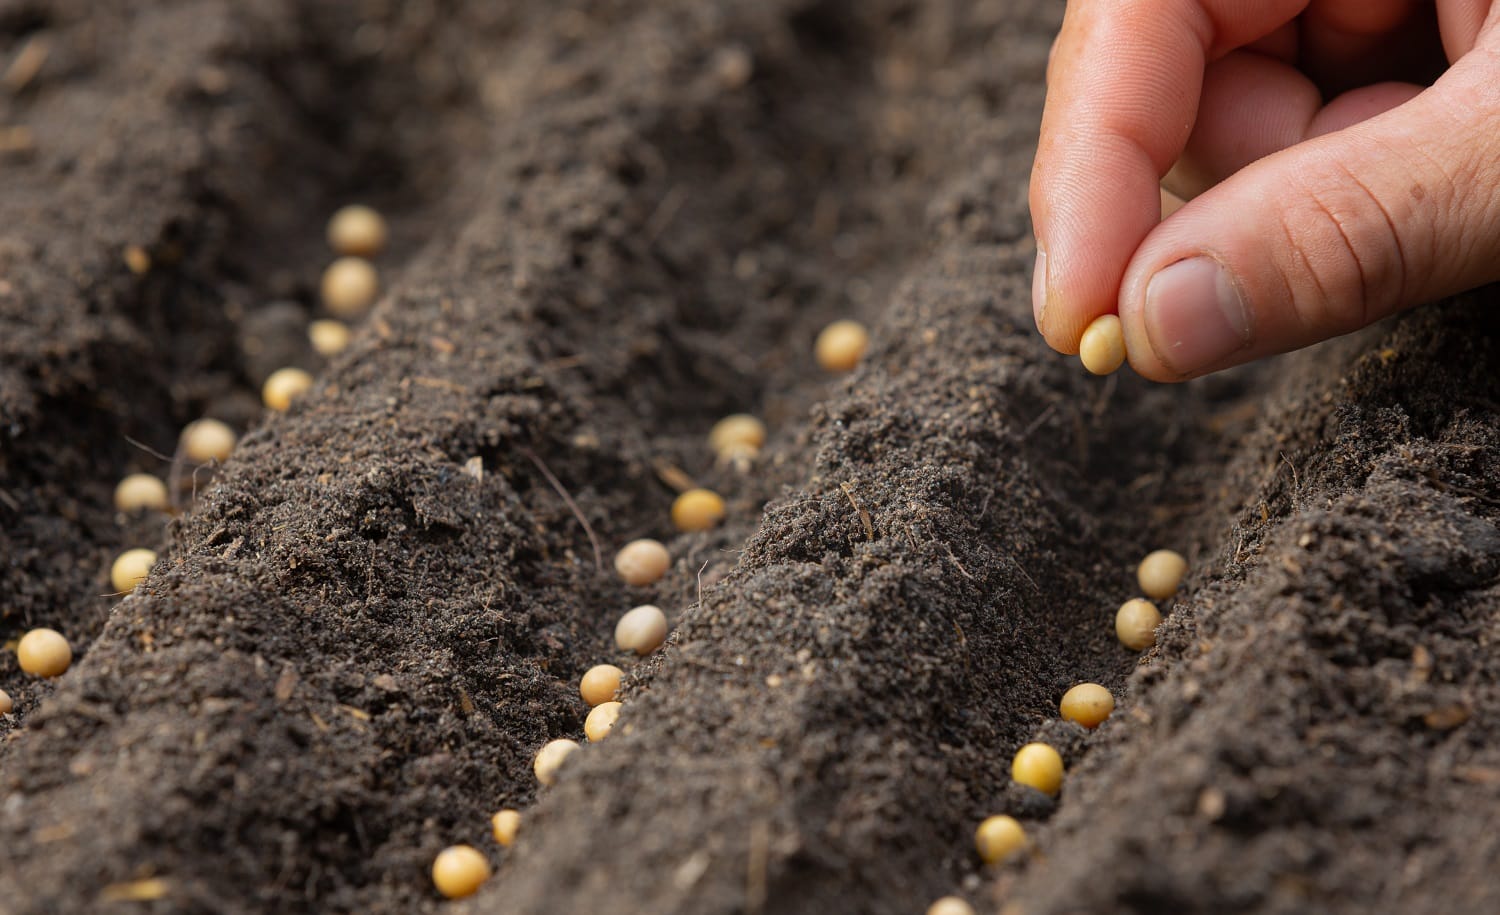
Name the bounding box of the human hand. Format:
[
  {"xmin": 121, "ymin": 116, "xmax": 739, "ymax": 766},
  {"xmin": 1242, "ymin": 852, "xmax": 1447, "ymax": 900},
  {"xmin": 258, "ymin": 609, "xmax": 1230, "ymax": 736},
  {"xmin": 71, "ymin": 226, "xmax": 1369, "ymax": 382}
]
[{"xmin": 1029, "ymin": 2, "xmax": 1500, "ymax": 380}]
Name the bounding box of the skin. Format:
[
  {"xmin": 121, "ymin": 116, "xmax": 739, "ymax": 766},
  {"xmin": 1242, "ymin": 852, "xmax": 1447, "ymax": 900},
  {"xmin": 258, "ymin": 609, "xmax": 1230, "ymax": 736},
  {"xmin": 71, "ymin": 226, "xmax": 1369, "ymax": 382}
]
[{"xmin": 1030, "ymin": 1, "xmax": 1500, "ymax": 380}]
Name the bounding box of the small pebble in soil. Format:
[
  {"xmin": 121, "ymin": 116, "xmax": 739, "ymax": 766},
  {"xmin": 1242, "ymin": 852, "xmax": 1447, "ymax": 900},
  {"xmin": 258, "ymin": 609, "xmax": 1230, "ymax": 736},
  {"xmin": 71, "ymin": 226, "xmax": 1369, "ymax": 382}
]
[
  {"xmin": 585, "ymin": 701, "xmax": 622, "ymax": 742},
  {"xmin": 0, "ymin": 688, "xmax": 12, "ymax": 714},
  {"xmin": 114, "ymin": 473, "xmax": 168, "ymax": 512},
  {"xmin": 17, "ymin": 628, "xmax": 71, "ymax": 678},
  {"xmin": 708, "ymin": 414, "xmax": 766, "ymax": 455},
  {"xmin": 111, "ymin": 548, "xmax": 157, "ymax": 594},
  {"xmin": 308, "ymin": 319, "xmax": 352, "ymax": 357},
  {"xmin": 326, "ymin": 204, "xmax": 388, "ymax": 258},
  {"xmin": 614, "ymin": 538, "xmax": 671, "ymax": 586},
  {"xmin": 431, "ymin": 844, "xmax": 490, "ymax": 899},
  {"xmin": 491, "ymin": 809, "xmax": 520, "ymax": 847},
  {"xmin": 974, "ymin": 814, "xmax": 1028, "ymax": 864},
  {"xmin": 1078, "ymin": 314, "xmax": 1126, "ymax": 375},
  {"xmin": 815, "ymin": 319, "xmax": 870, "ymax": 372},
  {"xmin": 534, "ymin": 738, "xmax": 581, "ymax": 786},
  {"xmin": 262, "ymin": 367, "xmax": 314, "ymax": 412},
  {"xmin": 1060, "ymin": 683, "xmax": 1115, "ymax": 729},
  {"xmin": 1137, "ymin": 548, "xmax": 1188, "ymax": 599},
  {"xmin": 1115, "ymin": 597, "xmax": 1162, "ymax": 651},
  {"xmin": 181, "ymin": 418, "xmax": 236, "ymax": 463},
  {"xmin": 580, "ymin": 664, "xmax": 624, "ymax": 706},
  {"xmin": 671, "ymin": 488, "xmax": 725, "ymax": 532},
  {"xmin": 321, "ymin": 257, "xmax": 379, "ymax": 319},
  {"xmin": 1012, "ymin": 742, "xmax": 1064, "ymax": 796},
  {"xmin": 614, "ymin": 604, "xmax": 668, "ymax": 655},
  {"xmin": 927, "ymin": 896, "xmax": 976, "ymax": 915}
]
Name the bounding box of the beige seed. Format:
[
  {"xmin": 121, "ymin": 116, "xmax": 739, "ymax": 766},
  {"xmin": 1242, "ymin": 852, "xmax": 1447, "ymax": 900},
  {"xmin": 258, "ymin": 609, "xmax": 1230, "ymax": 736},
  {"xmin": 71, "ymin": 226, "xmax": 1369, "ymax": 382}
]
[
  {"xmin": 123, "ymin": 245, "xmax": 151, "ymax": 275},
  {"xmin": 708, "ymin": 414, "xmax": 766, "ymax": 454},
  {"xmin": 579, "ymin": 664, "xmax": 624, "ymax": 707},
  {"xmin": 1060, "ymin": 683, "xmax": 1115, "ymax": 729},
  {"xmin": 614, "ymin": 538, "xmax": 670, "ymax": 586},
  {"xmin": 614, "ymin": 604, "xmax": 668, "ymax": 655},
  {"xmin": 1012, "ymin": 742, "xmax": 1064, "ymax": 796},
  {"xmin": 815, "ymin": 319, "xmax": 870, "ymax": 372},
  {"xmin": 181, "ymin": 418, "xmax": 236, "ymax": 463},
  {"xmin": 491, "ymin": 809, "xmax": 521, "ymax": 847},
  {"xmin": 262, "ymin": 367, "xmax": 314, "ymax": 412},
  {"xmin": 17, "ymin": 628, "xmax": 71, "ymax": 678},
  {"xmin": 0, "ymin": 688, "xmax": 12, "ymax": 714},
  {"xmin": 326, "ymin": 204, "xmax": 388, "ymax": 258},
  {"xmin": 1116, "ymin": 597, "xmax": 1162, "ymax": 651},
  {"xmin": 585, "ymin": 700, "xmax": 621, "ymax": 742},
  {"xmin": 320, "ymin": 257, "xmax": 379, "ymax": 319},
  {"xmin": 974, "ymin": 815, "xmax": 1027, "ymax": 864},
  {"xmin": 1078, "ymin": 314, "xmax": 1126, "ymax": 375},
  {"xmin": 533, "ymin": 738, "xmax": 580, "ymax": 786},
  {"xmin": 431, "ymin": 844, "xmax": 490, "ymax": 899},
  {"xmin": 1137, "ymin": 549, "xmax": 1188, "ymax": 600},
  {"xmin": 927, "ymin": 897, "xmax": 976, "ymax": 915},
  {"xmin": 111, "ymin": 548, "xmax": 157, "ymax": 594},
  {"xmin": 308, "ymin": 319, "xmax": 351, "ymax": 357},
  {"xmin": 671, "ymin": 488, "xmax": 725, "ymax": 532},
  {"xmin": 114, "ymin": 474, "xmax": 168, "ymax": 512}
]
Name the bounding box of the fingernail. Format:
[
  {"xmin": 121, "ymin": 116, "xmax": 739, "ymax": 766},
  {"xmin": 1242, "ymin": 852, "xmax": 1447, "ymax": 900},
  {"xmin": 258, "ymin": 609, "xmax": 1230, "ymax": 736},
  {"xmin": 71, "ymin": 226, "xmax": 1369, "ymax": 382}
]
[
  {"xmin": 1145, "ymin": 256, "xmax": 1250, "ymax": 374},
  {"xmin": 1032, "ymin": 250, "xmax": 1048, "ymax": 328}
]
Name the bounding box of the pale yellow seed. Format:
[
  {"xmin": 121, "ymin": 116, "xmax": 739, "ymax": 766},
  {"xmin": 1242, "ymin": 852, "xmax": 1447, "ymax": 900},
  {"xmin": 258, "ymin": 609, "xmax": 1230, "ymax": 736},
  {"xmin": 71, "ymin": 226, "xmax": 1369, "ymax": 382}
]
[
  {"xmin": 815, "ymin": 319, "xmax": 870, "ymax": 372},
  {"xmin": 671, "ymin": 488, "xmax": 725, "ymax": 532},
  {"xmin": 111, "ymin": 548, "xmax": 157, "ymax": 594},
  {"xmin": 491, "ymin": 809, "xmax": 521, "ymax": 847},
  {"xmin": 431, "ymin": 844, "xmax": 490, "ymax": 899},
  {"xmin": 262, "ymin": 367, "xmax": 314, "ymax": 412},
  {"xmin": 181, "ymin": 419, "xmax": 236, "ymax": 464},
  {"xmin": 579, "ymin": 664, "xmax": 624, "ymax": 707},
  {"xmin": 708, "ymin": 414, "xmax": 766, "ymax": 454},
  {"xmin": 614, "ymin": 604, "xmax": 668, "ymax": 655},
  {"xmin": 614, "ymin": 538, "xmax": 670, "ymax": 586},
  {"xmin": 1060, "ymin": 683, "xmax": 1115, "ymax": 729},
  {"xmin": 114, "ymin": 474, "xmax": 168, "ymax": 512},
  {"xmin": 1012, "ymin": 742, "xmax": 1064, "ymax": 796},
  {"xmin": 17, "ymin": 628, "xmax": 71, "ymax": 678},
  {"xmin": 1079, "ymin": 314, "xmax": 1126, "ymax": 375},
  {"xmin": 585, "ymin": 700, "xmax": 621, "ymax": 742},
  {"xmin": 928, "ymin": 897, "xmax": 977, "ymax": 915},
  {"xmin": 308, "ymin": 319, "xmax": 351, "ymax": 357},
  {"xmin": 975, "ymin": 814, "xmax": 1027, "ymax": 864},
  {"xmin": 326, "ymin": 204, "xmax": 388, "ymax": 258},
  {"xmin": 0, "ymin": 688, "xmax": 13, "ymax": 714},
  {"xmin": 1137, "ymin": 549, "xmax": 1188, "ymax": 600},
  {"xmin": 123, "ymin": 245, "xmax": 151, "ymax": 275},
  {"xmin": 320, "ymin": 257, "xmax": 379, "ymax": 319},
  {"xmin": 1116, "ymin": 597, "xmax": 1162, "ymax": 651},
  {"xmin": 533, "ymin": 738, "xmax": 580, "ymax": 786}
]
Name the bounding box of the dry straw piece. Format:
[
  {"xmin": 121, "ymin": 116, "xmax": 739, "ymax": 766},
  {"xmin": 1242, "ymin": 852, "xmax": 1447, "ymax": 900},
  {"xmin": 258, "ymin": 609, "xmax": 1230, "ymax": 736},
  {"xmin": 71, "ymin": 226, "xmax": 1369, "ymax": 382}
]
[
  {"xmin": 533, "ymin": 738, "xmax": 581, "ymax": 786},
  {"xmin": 262, "ymin": 367, "xmax": 313, "ymax": 412},
  {"xmin": 308, "ymin": 319, "xmax": 351, "ymax": 357},
  {"xmin": 815, "ymin": 319, "xmax": 870, "ymax": 372},
  {"xmin": 974, "ymin": 814, "xmax": 1028, "ymax": 864},
  {"xmin": 430, "ymin": 844, "xmax": 490, "ymax": 899},
  {"xmin": 614, "ymin": 538, "xmax": 670, "ymax": 586},
  {"xmin": 326, "ymin": 204, "xmax": 388, "ymax": 258},
  {"xmin": 181, "ymin": 418, "xmax": 236, "ymax": 463},
  {"xmin": 111, "ymin": 548, "xmax": 157, "ymax": 594},
  {"xmin": 491, "ymin": 809, "xmax": 521, "ymax": 847},
  {"xmin": 671, "ymin": 488, "xmax": 725, "ymax": 532},
  {"xmin": 579, "ymin": 664, "xmax": 624, "ymax": 707},
  {"xmin": 1060, "ymin": 683, "xmax": 1115, "ymax": 729},
  {"xmin": 614, "ymin": 605, "xmax": 668, "ymax": 655},
  {"xmin": 1078, "ymin": 314, "xmax": 1126, "ymax": 375},
  {"xmin": 320, "ymin": 257, "xmax": 379, "ymax": 319},
  {"xmin": 1137, "ymin": 549, "xmax": 1188, "ymax": 599},
  {"xmin": 1115, "ymin": 598, "xmax": 1162, "ymax": 651},
  {"xmin": 114, "ymin": 474, "xmax": 168, "ymax": 512},
  {"xmin": 585, "ymin": 701, "xmax": 622, "ymax": 742},
  {"xmin": 1012, "ymin": 742, "xmax": 1065, "ymax": 796},
  {"xmin": 17, "ymin": 628, "xmax": 71, "ymax": 678}
]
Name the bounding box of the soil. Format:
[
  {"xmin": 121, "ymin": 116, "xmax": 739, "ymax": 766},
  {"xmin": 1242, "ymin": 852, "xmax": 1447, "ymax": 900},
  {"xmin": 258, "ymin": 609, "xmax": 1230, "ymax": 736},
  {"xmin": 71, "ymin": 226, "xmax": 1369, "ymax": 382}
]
[{"xmin": 2, "ymin": 1, "xmax": 1498, "ymax": 914}]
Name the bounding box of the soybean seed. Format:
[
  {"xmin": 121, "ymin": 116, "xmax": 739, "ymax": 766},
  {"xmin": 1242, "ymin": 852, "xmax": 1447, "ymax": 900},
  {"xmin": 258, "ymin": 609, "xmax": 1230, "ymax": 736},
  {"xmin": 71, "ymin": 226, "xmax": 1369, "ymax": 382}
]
[
  {"xmin": 1115, "ymin": 598, "xmax": 1162, "ymax": 651},
  {"xmin": 533, "ymin": 738, "xmax": 580, "ymax": 786},
  {"xmin": 708, "ymin": 414, "xmax": 766, "ymax": 454},
  {"xmin": 580, "ymin": 664, "xmax": 624, "ymax": 707},
  {"xmin": 1060, "ymin": 683, "xmax": 1114, "ymax": 729},
  {"xmin": 585, "ymin": 700, "xmax": 621, "ymax": 742},
  {"xmin": 17, "ymin": 628, "xmax": 71, "ymax": 678},
  {"xmin": 111, "ymin": 548, "xmax": 157, "ymax": 594},
  {"xmin": 927, "ymin": 897, "xmax": 976, "ymax": 915},
  {"xmin": 815, "ymin": 319, "xmax": 870, "ymax": 373},
  {"xmin": 321, "ymin": 257, "xmax": 379, "ymax": 319},
  {"xmin": 0, "ymin": 688, "xmax": 12, "ymax": 714},
  {"xmin": 181, "ymin": 419, "xmax": 236, "ymax": 463},
  {"xmin": 614, "ymin": 605, "xmax": 668, "ymax": 655},
  {"xmin": 308, "ymin": 319, "xmax": 351, "ymax": 357},
  {"xmin": 114, "ymin": 474, "xmax": 168, "ymax": 512},
  {"xmin": 1078, "ymin": 314, "xmax": 1126, "ymax": 375},
  {"xmin": 262, "ymin": 367, "xmax": 313, "ymax": 412},
  {"xmin": 1011, "ymin": 742, "xmax": 1064, "ymax": 796},
  {"xmin": 974, "ymin": 814, "xmax": 1027, "ymax": 864},
  {"xmin": 326, "ymin": 205, "xmax": 388, "ymax": 258},
  {"xmin": 491, "ymin": 809, "xmax": 520, "ymax": 847},
  {"xmin": 1137, "ymin": 549, "xmax": 1187, "ymax": 600},
  {"xmin": 614, "ymin": 538, "xmax": 670, "ymax": 586},
  {"xmin": 431, "ymin": 844, "xmax": 490, "ymax": 899},
  {"xmin": 671, "ymin": 488, "xmax": 725, "ymax": 532}
]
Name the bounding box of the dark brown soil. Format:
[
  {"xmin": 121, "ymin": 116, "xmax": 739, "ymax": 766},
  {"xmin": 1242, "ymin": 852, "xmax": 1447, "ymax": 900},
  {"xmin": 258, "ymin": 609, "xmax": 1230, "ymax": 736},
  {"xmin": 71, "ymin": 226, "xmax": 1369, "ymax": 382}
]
[{"xmin": 2, "ymin": 2, "xmax": 1498, "ymax": 914}]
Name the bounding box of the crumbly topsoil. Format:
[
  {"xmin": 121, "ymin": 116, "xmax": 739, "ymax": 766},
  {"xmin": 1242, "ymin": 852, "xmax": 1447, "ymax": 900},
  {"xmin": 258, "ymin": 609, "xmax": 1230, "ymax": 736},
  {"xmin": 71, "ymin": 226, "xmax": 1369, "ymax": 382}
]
[{"xmin": 2, "ymin": 2, "xmax": 1497, "ymax": 914}]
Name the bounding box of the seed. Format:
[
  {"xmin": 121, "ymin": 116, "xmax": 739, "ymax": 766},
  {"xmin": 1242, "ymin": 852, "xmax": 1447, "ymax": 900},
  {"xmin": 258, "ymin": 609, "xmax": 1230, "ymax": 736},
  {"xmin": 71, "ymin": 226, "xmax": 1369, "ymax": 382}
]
[
  {"xmin": 123, "ymin": 245, "xmax": 151, "ymax": 275},
  {"xmin": 262, "ymin": 367, "xmax": 314, "ymax": 412},
  {"xmin": 326, "ymin": 204, "xmax": 388, "ymax": 258},
  {"xmin": 614, "ymin": 538, "xmax": 670, "ymax": 586},
  {"xmin": 533, "ymin": 738, "xmax": 581, "ymax": 786},
  {"xmin": 308, "ymin": 319, "xmax": 351, "ymax": 357},
  {"xmin": 17, "ymin": 628, "xmax": 71, "ymax": 678},
  {"xmin": 181, "ymin": 418, "xmax": 236, "ymax": 463},
  {"xmin": 579, "ymin": 664, "xmax": 624, "ymax": 707},
  {"xmin": 111, "ymin": 548, "xmax": 157, "ymax": 594},
  {"xmin": 974, "ymin": 814, "xmax": 1028, "ymax": 864},
  {"xmin": 927, "ymin": 897, "xmax": 977, "ymax": 915},
  {"xmin": 491, "ymin": 809, "xmax": 521, "ymax": 847},
  {"xmin": 1078, "ymin": 314, "xmax": 1126, "ymax": 375},
  {"xmin": 0, "ymin": 688, "xmax": 12, "ymax": 714},
  {"xmin": 320, "ymin": 256, "xmax": 379, "ymax": 319},
  {"xmin": 431, "ymin": 844, "xmax": 490, "ymax": 899},
  {"xmin": 815, "ymin": 319, "xmax": 870, "ymax": 372},
  {"xmin": 1060, "ymin": 683, "xmax": 1115, "ymax": 729},
  {"xmin": 614, "ymin": 604, "xmax": 668, "ymax": 655},
  {"xmin": 708, "ymin": 414, "xmax": 766, "ymax": 454},
  {"xmin": 1011, "ymin": 742, "xmax": 1064, "ymax": 796},
  {"xmin": 1137, "ymin": 549, "xmax": 1188, "ymax": 599},
  {"xmin": 585, "ymin": 700, "xmax": 621, "ymax": 742},
  {"xmin": 1115, "ymin": 597, "xmax": 1162, "ymax": 651},
  {"xmin": 114, "ymin": 474, "xmax": 168, "ymax": 512},
  {"xmin": 671, "ymin": 488, "xmax": 725, "ymax": 532}
]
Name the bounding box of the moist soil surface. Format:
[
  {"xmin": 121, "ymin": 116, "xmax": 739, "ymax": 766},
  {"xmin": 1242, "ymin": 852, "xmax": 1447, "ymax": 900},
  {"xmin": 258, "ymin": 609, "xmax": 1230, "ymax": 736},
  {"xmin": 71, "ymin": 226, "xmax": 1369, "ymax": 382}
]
[{"xmin": 3, "ymin": 2, "xmax": 1500, "ymax": 913}]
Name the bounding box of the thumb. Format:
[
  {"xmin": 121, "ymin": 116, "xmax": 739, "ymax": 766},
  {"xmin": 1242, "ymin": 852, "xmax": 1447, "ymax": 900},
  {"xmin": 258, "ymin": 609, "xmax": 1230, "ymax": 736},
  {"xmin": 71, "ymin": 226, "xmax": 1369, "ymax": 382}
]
[{"xmin": 1118, "ymin": 58, "xmax": 1500, "ymax": 381}]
